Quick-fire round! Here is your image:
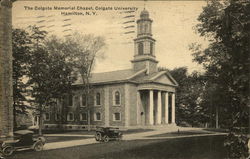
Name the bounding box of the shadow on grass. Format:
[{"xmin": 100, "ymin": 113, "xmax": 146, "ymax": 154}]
[
  {"xmin": 8, "ymin": 135, "xmax": 227, "ymax": 159},
  {"xmin": 45, "ymin": 136, "xmax": 92, "ymax": 143}
]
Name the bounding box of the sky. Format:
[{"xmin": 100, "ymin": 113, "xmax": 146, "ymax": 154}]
[{"xmin": 12, "ymin": 1, "xmax": 209, "ymax": 74}]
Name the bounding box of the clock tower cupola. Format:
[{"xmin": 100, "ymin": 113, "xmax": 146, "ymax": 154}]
[{"xmin": 131, "ymin": 9, "xmax": 158, "ymax": 74}]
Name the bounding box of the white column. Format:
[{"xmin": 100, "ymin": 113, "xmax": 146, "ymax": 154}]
[
  {"xmin": 171, "ymin": 93, "xmax": 176, "ymax": 124},
  {"xmin": 149, "ymin": 90, "xmax": 154, "ymax": 125},
  {"xmin": 36, "ymin": 116, "xmax": 39, "ymax": 127},
  {"xmin": 165, "ymin": 92, "xmax": 169, "ymax": 124},
  {"xmin": 137, "ymin": 91, "xmax": 141, "ymax": 125},
  {"xmin": 157, "ymin": 91, "xmax": 162, "ymax": 124}
]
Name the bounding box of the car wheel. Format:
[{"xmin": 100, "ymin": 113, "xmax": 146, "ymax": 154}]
[
  {"xmin": 103, "ymin": 135, "xmax": 109, "ymax": 143},
  {"xmin": 2, "ymin": 146, "xmax": 14, "ymax": 156},
  {"xmin": 95, "ymin": 133, "xmax": 101, "ymax": 141},
  {"xmin": 33, "ymin": 141, "xmax": 44, "ymax": 151}
]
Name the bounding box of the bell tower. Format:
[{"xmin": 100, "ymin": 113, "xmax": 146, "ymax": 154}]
[{"xmin": 131, "ymin": 9, "xmax": 158, "ymax": 74}]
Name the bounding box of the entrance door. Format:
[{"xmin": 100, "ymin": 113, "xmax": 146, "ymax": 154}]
[{"xmin": 140, "ymin": 112, "xmax": 145, "ymax": 126}]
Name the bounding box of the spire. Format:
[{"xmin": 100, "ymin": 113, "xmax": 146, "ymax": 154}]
[
  {"xmin": 137, "ymin": 9, "xmax": 152, "ymax": 37},
  {"xmin": 131, "ymin": 9, "xmax": 158, "ymax": 74},
  {"xmin": 140, "ymin": 9, "xmax": 149, "ymax": 19}
]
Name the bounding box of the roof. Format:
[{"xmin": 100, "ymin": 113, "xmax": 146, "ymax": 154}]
[
  {"xmin": 73, "ymin": 68, "xmax": 178, "ymax": 86},
  {"xmin": 73, "ymin": 69, "xmax": 138, "ymax": 85},
  {"xmin": 14, "ymin": 130, "xmax": 34, "ymax": 135},
  {"xmin": 132, "ymin": 70, "xmax": 178, "ymax": 86}
]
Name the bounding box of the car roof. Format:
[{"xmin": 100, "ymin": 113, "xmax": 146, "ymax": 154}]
[{"xmin": 14, "ymin": 130, "xmax": 34, "ymax": 135}]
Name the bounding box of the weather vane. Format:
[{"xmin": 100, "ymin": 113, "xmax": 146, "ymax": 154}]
[{"xmin": 144, "ymin": 0, "xmax": 148, "ymax": 9}]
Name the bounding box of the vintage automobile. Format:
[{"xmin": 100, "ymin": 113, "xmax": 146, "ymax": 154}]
[
  {"xmin": 95, "ymin": 127, "xmax": 122, "ymax": 142},
  {"xmin": 0, "ymin": 130, "xmax": 46, "ymax": 156}
]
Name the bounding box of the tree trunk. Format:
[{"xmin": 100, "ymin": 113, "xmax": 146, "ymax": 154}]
[
  {"xmin": 38, "ymin": 104, "xmax": 43, "ymax": 136},
  {"xmin": 87, "ymin": 110, "xmax": 90, "ymax": 131},
  {"xmin": 215, "ymin": 105, "xmax": 219, "ymax": 129},
  {"xmin": 249, "ymin": 106, "xmax": 250, "ymax": 134},
  {"xmin": 13, "ymin": 104, "xmax": 17, "ymax": 129},
  {"xmin": 87, "ymin": 78, "xmax": 91, "ymax": 131}
]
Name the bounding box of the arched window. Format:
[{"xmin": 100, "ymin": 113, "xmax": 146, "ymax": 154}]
[
  {"xmin": 114, "ymin": 91, "xmax": 121, "ymax": 105},
  {"xmin": 67, "ymin": 113, "xmax": 74, "ymax": 121},
  {"xmin": 138, "ymin": 42, "xmax": 143, "ymax": 55},
  {"xmin": 55, "ymin": 113, "xmax": 60, "ymax": 121},
  {"xmin": 95, "ymin": 92, "xmax": 101, "ymax": 106},
  {"xmin": 74, "ymin": 95, "xmax": 80, "ymax": 107},
  {"xmin": 44, "ymin": 113, "xmax": 50, "ymax": 121},
  {"xmin": 68, "ymin": 94, "xmax": 73, "ymax": 106}
]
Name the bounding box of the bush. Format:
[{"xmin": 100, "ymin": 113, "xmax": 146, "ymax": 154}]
[{"xmin": 224, "ymin": 130, "xmax": 249, "ymax": 159}]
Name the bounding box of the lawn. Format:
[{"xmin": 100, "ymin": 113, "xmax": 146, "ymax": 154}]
[
  {"xmin": 45, "ymin": 136, "xmax": 92, "ymax": 143},
  {"xmin": 8, "ymin": 135, "xmax": 227, "ymax": 159},
  {"xmin": 148, "ymin": 130, "xmax": 213, "ymax": 137},
  {"xmin": 43, "ymin": 128, "xmax": 154, "ymax": 135}
]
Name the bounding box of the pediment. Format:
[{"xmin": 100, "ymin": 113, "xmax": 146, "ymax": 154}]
[
  {"xmin": 151, "ymin": 71, "xmax": 178, "ymax": 86},
  {"xmin": 156, "ymin": 75, "xmax": 174, "ymax": 85}
]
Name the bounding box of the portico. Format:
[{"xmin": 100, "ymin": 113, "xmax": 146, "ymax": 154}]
[{"xmin": 136, "ymin": 88, "xmax": 176, "ymax": 126}]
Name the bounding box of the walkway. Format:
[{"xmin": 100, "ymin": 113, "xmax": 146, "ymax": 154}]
[{"xmin": 43, "ymin": 127, "xmax": 227, "ymax": 150}]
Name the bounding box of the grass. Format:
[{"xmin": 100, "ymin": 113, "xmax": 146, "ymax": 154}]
[
  {"xmin": 203, "ymin": 128, "xmax": 228, "ymax": 133},
  {"xmin": 8, "ymin": 135, "xmax": 227, "ymax": 159},
  {"xmin": 45, "ymin": 136, "xmax": 92, "ymax": 143},
  {"xmin": 43, "ymin": 128, "xmax": 153, "ymax": 135},
  {"xmin": 121, "ymin": 128, "xmax": 154, "ymax": 134},
  {"xmin": 149, "ymin": 130, "xmax": 213, "ymax": 137}
]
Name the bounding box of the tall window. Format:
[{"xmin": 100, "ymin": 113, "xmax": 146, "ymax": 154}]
[
  {"xmin": 80, "ymin": 113, "xmax": 87, "ymax": 121},
  {"xmin": 63, "ymin": 95, "xmax": 67, "ymax": 106},
  {"xmin": 67, "ymin": 113, "xmax": 74, "ymax": 121},
  {"xmin": 68, "ymin": 94, "xmax": 73, "ymax": 106},
  {"xmin": 94, "ymin": 112, "xmax": 101, "ymax": 121},
  {"xmin": 55, "ymin": 113, "xmax": 60, "ymax": 121},
  {"xmin": 114, "ymin": 91, "xmax": 121, "ymax": 105},
  {"xmin": 113, "ymin": 112, "xmax": 121, "ymax": 121},
  {"xmin": 74, "ymin": 95, "xmax": 80, "ymax": 107},
  {"xmin": 44, "ymin": 113, "xmax": 50, "ymax": 121},
  {"xmin": 81, "ymin": 94, "xmax": 87, "ymax": 107},
  {"xmin": 95, "ymin": 92, "xmax": 101, "ymax": 106},
  {"xmin": 138, "ymin": 42, "xmax": 143, "ymax": 55}
]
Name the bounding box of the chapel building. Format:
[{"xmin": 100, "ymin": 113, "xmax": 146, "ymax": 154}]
[{"xmin": 42, "ymin": 9, "xmax": 178, "ymax": 129}]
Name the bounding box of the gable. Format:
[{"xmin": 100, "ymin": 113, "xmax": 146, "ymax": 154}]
[
  {"xmin": 149, "ymin": 71, "xmax": 178, "ymax": 86},
  {"xmin": 155, "ymin": 75, "xmax": 174, "ymax": 85}
]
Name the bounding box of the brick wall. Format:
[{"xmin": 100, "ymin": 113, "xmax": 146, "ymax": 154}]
[{"xmin": 0, "ymin": 0, "xmax": 13, "ymax": 138}]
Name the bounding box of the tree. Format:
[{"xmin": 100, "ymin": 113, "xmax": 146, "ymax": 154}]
[
  {"xmin": 12, "ymin": 28, "xmax": 32, "ymax": 128},
  {"xmin": 191, "ymin": 0, "xmax": 250, "ymax": 158},
  {"xmin": 27, "ymin": 27, "xmax": 75, "ymax": 135},
  {"xmin": 64, "ymin": 32, "xmax": 106, "ymax": 131},
  {"xmin": 160, "ymin": 67, "xmax": 207, "ymax": 127}
]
